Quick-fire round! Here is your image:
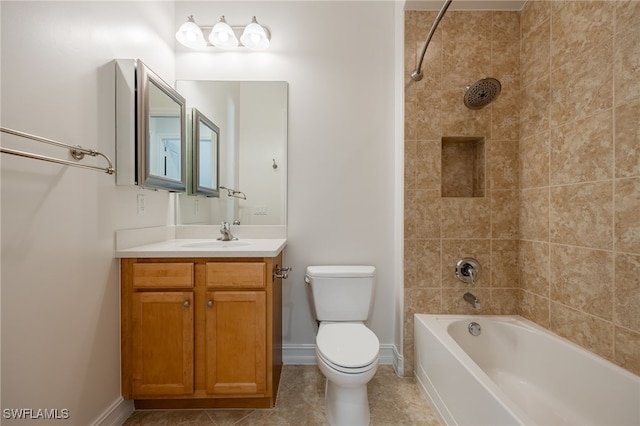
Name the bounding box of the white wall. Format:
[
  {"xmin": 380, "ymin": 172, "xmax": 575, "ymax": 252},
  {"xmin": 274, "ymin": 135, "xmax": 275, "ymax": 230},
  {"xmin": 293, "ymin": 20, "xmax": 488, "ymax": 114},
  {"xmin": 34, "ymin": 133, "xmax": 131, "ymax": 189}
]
[
  {"xmin": 175, "ymin": 1, "xmax": 399, "ymax": 357},
  {"xmin": 1, "ymin": 2, "xmax": 176, "ymax": 424}
]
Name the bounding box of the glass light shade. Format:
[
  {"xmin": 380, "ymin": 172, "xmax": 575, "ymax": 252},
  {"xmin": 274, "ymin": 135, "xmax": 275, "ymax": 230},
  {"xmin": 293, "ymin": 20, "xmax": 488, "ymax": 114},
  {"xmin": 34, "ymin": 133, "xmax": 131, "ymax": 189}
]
[
  {"xmin": 175, "ymin": 16, "xmax": 206, "ymax": 49},
  {"xmin": 209, "ymin": 16, "xmax": 238, "ymax": 49},
  {"xmin": 240, "ymin": 17, "xmax": 270, "ymax": 50}
]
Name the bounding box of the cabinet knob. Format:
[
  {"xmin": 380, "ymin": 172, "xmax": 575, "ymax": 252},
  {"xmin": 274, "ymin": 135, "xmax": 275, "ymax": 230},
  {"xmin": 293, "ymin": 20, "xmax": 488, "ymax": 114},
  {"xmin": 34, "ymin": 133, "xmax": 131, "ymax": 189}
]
[
  {"xmin": 183, "ymin": 300, "xmax": 190, "ymax": 308},
  {"xmin": 207, "ymin": 300, "xmax": 213, "ymax": 308}
]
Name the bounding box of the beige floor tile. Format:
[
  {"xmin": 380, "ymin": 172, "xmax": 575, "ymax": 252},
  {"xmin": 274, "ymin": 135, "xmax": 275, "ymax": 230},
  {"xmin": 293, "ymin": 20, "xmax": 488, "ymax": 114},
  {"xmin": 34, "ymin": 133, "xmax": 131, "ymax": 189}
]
[{"xmin": 123, "ymin": 365, "xmax": 440, "ymax": 426}]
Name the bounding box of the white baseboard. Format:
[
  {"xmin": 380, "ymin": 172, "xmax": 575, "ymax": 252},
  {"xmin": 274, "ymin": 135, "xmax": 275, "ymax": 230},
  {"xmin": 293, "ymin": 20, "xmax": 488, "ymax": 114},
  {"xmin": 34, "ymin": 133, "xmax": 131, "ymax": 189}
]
[
  {"xmin": 283, "ymin": 344, "xmax": 401, "ymax": 369},
  {"xmin": 392, "ymin": 344, "xmax": 404, "ymax": 377},
  {"xmin": 282, "ymin": 344, "xmax": 317, "ymax": 365},
  {"xmin": 91, "ymin": 397, "xmax": 134, "ymax": 426}
]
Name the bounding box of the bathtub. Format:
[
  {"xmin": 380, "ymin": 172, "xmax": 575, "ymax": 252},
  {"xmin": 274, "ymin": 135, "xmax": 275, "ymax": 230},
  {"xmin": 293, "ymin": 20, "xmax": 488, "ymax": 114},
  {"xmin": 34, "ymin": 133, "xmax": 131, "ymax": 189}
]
[{"xmin": 414, "ymin": 314, "xmax": 640, "ymax": 426}]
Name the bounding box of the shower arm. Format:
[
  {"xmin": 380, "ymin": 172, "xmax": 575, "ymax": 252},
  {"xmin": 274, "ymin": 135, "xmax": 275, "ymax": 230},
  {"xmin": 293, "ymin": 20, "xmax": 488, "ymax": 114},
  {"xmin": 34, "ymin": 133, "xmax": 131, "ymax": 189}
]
[{"xmin": 411, "ymin": 0, "xmax": 453, "ymax": 82}]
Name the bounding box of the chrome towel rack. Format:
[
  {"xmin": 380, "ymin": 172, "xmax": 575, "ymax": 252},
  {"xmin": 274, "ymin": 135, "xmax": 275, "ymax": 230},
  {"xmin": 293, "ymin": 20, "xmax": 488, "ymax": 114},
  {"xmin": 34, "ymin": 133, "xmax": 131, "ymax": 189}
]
[
  {"xmin": 0, "ymin": 127, "xmax": 115, "ymax": 175},
  {"xmin": 219, "ymin": 186, "xmax": 247, "ymax": 200}
]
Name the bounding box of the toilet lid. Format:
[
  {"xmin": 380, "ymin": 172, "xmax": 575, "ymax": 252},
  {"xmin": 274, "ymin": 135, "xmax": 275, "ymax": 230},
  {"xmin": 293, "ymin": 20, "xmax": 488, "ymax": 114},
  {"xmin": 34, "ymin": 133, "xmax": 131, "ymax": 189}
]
[{"xmin": 316, "ymin": 323, "xmax": 379, "ymax": 369}]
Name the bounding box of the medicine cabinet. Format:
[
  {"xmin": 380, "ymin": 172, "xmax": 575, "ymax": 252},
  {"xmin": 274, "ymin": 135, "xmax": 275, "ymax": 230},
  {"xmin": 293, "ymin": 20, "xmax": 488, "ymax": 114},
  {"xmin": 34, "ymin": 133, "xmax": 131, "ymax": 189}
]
[
  {"xmin": 115, "ymin": 59, "xmax": 187, "ymax": 192},
  {"xmin": 191, "ymin": 108, "xmax": 220, "ymax": 197}
]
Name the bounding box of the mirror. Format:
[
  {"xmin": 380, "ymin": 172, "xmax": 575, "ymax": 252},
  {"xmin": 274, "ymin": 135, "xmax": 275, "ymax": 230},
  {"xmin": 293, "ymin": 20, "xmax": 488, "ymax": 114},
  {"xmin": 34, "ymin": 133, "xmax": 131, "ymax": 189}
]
[
  {"xmin": 192, "ymin": 108, "xmax": 220, "ymax": 197},
  {"xmin": 176, "ymin": 81, "xmax": 288, "ymax": 226},
  {"xmin": 137, "ymin": 59, "xmax": 186, "ymax": 191}
]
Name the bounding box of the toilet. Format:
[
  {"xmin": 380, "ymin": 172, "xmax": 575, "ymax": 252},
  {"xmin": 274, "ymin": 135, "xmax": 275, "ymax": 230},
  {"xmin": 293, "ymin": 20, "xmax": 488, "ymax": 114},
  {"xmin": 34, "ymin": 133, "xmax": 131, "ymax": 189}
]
[{"xmin": 305, "ymin": 265, "xmax": 380, "ymax": 426}]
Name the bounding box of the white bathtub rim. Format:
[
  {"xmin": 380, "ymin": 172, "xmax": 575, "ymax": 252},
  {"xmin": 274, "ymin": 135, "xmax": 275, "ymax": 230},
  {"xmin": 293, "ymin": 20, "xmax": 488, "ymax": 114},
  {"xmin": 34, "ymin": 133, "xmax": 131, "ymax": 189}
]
[
  {"xmin": 414, "ymin": 314, "xmax": 535, "ymax": 425},
  {"xmin": 420, "ymin": 314, "xmax": 640, "ymax": 383},
  {"xmin": 414, "ymin": 314, "xmax": 640, "ymax": 426}
]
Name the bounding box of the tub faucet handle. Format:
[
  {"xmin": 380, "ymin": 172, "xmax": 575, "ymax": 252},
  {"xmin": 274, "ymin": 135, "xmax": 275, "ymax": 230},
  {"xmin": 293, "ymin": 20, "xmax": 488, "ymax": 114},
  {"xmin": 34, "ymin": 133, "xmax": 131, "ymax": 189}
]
[{"xmin": 455, "ymin": 257, "xmax": 481, "ymax": 285}]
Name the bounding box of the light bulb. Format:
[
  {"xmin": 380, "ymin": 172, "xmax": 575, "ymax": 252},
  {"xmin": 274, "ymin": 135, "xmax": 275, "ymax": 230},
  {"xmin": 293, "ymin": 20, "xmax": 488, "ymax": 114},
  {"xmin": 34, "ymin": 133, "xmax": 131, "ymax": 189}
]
[
  {"xmin": 209, "ymin": 16, "xmax": 238, "ymax": 49},
  {"xmin": 240, "ymin": 17, "xmax": 270, "ymax": 50},
  {"xmin": 175, "ymin": 16, "xmax": 206, "ymax": 49}
]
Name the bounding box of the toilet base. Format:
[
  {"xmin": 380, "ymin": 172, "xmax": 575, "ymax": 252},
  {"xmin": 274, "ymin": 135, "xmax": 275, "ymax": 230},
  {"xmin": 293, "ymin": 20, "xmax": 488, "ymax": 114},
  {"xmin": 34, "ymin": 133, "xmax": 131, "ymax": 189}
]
[{"xmin": 324, "ymin": 378, "xmax": 370, "ymax": 426}]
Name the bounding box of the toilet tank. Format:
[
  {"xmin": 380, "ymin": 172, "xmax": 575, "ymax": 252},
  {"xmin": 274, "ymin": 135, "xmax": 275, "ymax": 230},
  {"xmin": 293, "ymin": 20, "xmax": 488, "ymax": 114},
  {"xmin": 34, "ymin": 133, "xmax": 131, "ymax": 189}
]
[{"xmin": 305, "ymin": 265, "xmax": 376, "ymax": 321}]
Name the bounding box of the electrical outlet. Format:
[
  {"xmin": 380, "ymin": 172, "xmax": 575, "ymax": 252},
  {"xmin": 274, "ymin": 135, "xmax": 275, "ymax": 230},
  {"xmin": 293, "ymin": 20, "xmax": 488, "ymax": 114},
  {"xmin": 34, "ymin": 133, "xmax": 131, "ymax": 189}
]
[
  {"xmin": 254, "ymin": 206, "xmax": 268, "ymax": 215},
  {"xmin": 195, "ymin": 198, "xmax": 200, "ymax": 215},
  {"xmin": 137, "ymin": 194, "xmax": 146, "ymax": 215}
]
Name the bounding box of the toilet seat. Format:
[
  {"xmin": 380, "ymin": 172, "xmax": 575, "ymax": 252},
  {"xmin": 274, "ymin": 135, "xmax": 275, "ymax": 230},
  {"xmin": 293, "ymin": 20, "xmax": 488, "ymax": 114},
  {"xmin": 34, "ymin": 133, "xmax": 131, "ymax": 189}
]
[
  {"xmin": 317, "ymin": 349, "xmax": 378, "ymax": 374},
  {"xmin": 316, "ymin": 323, "xmax": 379, "ymax": 373}
]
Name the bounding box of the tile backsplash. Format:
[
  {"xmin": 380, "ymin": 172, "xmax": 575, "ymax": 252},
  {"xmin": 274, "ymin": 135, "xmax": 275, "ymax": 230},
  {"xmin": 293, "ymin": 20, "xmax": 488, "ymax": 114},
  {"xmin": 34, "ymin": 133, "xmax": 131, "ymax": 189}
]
[{"xmin": 404, "ymin": 1, "xmax": 640, "ymax": 377}]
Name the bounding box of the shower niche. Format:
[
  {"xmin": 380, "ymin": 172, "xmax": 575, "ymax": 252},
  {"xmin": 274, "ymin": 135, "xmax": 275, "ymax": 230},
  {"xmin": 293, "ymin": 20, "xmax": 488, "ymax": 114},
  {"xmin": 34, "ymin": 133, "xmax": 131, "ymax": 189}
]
[{"xmin": 441, "ymin": 137, "xmax": 485, "ymax": 198}]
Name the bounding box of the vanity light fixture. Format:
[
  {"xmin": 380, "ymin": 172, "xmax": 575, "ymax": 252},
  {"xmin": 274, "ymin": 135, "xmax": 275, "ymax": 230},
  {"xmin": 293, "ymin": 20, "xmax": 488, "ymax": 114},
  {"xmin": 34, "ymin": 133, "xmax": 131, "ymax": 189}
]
[
  {"xmin": 176, "ymin": 15, "xmax": 270, "ymax": 51},
  {"xmin": 175, "ymin": 15, "xmax": 207, "ymax": 49}
]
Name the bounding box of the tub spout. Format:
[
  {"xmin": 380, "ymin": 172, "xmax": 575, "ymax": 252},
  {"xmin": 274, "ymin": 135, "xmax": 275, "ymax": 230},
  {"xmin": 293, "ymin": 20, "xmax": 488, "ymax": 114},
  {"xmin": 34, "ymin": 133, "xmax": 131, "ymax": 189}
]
[{"xmin": 463, "ymin": 292, "xmax": 481, "ymax": 309}]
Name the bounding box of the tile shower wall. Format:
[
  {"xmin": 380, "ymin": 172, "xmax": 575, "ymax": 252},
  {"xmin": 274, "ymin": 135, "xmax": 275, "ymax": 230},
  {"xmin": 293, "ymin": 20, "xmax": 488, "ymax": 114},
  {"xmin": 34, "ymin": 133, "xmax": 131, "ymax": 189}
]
[
  {"xmin": 404, "ymin": 1, "xmax": 640, "ymax": 377},
  {"xmin": 404, "ymin": 10, "xmax": 521, "ymax": 375},
  {"xmin": 518, "ymin": 0, "xmax": 640, "ymax": 376}
]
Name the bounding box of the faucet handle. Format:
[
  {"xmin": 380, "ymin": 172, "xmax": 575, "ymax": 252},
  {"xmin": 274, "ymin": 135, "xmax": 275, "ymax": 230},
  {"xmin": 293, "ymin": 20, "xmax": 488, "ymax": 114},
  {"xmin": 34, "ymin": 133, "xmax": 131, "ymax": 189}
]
[
  {"xmin": 455, "ymin": 257, "xmax": 481, "ymax": 285},
  {"xmin": 217, "ymin": 221, "xmax": 237, "ymax": 241}
]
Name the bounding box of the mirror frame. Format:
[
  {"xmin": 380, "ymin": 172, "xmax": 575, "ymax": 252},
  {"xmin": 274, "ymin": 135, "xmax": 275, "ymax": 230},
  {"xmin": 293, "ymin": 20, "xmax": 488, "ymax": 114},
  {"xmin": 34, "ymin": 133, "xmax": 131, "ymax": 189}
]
[
  {"xmin": 192, "ymin": 108, "xmax": 220, "ymax": 197},
  {"xmin": 136, "ymin": 59, "xmax": 187, "ymax": 192}
]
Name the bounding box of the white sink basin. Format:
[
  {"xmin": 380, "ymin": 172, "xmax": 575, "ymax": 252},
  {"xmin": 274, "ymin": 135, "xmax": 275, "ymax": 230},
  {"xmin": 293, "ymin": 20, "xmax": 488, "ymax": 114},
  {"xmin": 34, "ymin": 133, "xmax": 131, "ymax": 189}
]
[{"xmin": 181, "ymin": 240, "xmax": 251, "ymax": 249}]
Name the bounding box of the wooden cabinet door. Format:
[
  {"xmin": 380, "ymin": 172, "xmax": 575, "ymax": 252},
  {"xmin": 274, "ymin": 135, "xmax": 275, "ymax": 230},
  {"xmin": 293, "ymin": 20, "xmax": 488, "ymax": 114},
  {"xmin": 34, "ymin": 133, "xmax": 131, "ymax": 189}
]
[
  {"xmin": 131, "ymin": 292, "xmax": 194, "ymax": 397},
  {"xmin": 205, "ymin": 291, "xmax": 266, "ymax": 395}
]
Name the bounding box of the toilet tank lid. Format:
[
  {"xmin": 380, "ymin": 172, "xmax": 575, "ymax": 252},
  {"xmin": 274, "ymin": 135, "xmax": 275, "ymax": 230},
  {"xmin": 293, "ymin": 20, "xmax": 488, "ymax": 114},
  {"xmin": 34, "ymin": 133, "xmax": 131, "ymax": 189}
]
[{"xmin": 305, "ymin": 265, "xmax": 376, "ymax": 278}]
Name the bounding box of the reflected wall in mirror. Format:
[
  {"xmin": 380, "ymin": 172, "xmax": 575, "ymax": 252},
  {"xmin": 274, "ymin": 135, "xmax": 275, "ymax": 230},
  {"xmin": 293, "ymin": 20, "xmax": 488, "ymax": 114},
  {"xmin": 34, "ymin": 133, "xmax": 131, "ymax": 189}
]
[
  {"xmin": 176, "ymin": 81, "xmax": 288, "ymax": 226},
  {"xmin": 137, "ymin": 60, "xmax": 186, "ymax": 191},
  {"xmin": 192, "ymin": 108, "xmax": 219, "ymax": 197}
]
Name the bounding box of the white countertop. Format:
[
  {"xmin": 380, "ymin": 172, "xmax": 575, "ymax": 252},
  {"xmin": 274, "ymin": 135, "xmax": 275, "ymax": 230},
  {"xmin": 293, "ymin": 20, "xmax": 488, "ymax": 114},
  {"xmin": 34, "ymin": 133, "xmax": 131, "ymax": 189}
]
[{"xmin": 115, "ymin": 238, "xmax": 287, "ymax": 258}]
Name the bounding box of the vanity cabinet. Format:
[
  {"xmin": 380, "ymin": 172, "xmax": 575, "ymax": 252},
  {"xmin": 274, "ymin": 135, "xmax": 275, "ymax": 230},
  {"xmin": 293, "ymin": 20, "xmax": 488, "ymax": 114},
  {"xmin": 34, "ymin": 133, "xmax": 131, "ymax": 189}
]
[{"xmin": 120, "ymin": 255, "xmax": 283, "ymax": 409}]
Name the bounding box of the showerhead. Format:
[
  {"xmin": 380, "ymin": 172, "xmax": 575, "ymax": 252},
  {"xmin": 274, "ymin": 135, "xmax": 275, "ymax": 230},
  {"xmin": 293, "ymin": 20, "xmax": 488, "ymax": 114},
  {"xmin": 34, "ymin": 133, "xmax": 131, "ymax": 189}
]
[{"xmin": 463, "ymin": 78, "xmax": 501, "ymax": 109}]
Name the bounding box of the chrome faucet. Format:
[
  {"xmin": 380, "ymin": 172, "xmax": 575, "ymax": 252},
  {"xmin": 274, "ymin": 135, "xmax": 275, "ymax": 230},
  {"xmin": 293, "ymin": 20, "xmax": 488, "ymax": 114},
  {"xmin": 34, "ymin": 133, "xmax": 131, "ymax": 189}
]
[
  {"xmin": 455, "ymin": 257, "xmax": 481, "ymax": 285},
  {"xmin": 217, "ymin": 221, "xmax": 237, "ymax": 241},
  {"xmin": 463, "ymin": 292, "xmax": 481, "ymax": 309}
]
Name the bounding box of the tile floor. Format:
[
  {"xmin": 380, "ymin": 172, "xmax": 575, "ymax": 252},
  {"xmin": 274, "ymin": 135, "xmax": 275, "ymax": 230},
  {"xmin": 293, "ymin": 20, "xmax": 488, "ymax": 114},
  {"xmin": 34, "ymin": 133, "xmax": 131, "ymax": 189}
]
[{"xmin": 124, "ymin": 365, "xmax": 441, "ymax": 425}]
